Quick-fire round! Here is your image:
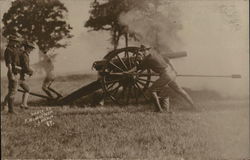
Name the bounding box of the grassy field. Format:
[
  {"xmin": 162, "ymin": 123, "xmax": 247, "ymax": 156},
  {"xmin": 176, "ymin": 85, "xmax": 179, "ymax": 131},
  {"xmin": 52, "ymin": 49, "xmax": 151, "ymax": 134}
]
[{"xmin": 1, "ymin": 74, "xmax": 249, "ymax": 159}]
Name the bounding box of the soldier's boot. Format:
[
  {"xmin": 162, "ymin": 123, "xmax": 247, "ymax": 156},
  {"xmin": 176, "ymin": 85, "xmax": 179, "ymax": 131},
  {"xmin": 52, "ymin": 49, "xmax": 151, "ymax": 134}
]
[
  {"xmin": 99, "ymin": 98, "xmax": 105, "ymax": 106},
  {"xmin": 160, "ymin": 97, "xmax": 172, "ymax": 113},
  {"xmin": 1, "ymin": 103, "xmax": 8, "ymax": 112},
  {"xmin": 20, "ymin": 92, "xmax": 29, "ymax": 109},
  {"xmin": 8, "ymin": 98, "xmax": 17, "ymax": 114},
  {"xmin": 152, "ymin": 92, "xmax": 163, "ymax": 113},
  {"xmin": 1, "ymin": 96, "xmax": 9, "ymax": 112}
]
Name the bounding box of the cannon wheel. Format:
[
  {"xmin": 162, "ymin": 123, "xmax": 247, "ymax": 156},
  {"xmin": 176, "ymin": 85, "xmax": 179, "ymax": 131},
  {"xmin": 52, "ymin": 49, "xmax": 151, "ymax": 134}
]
[{"xmin": 100, "ymin": 47, "xmax": 153, "ymax": 105}]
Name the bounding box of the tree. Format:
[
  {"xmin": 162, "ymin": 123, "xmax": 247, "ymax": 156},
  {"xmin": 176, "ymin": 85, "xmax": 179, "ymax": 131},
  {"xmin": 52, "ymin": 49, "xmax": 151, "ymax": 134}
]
[
  {"xmin": 85, "ymin": 0, "xmax": 161, "ymax": 49},
  {"xmin": 2, "ymin": 0, "xmax": 73, "ymax": 54}
]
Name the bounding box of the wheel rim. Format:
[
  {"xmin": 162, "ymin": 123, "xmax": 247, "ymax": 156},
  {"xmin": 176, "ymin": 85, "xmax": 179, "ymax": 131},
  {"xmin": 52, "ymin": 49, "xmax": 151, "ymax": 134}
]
[{"xmin": 101, "ymin": 47, "xmax": 152, "ymax": 105}]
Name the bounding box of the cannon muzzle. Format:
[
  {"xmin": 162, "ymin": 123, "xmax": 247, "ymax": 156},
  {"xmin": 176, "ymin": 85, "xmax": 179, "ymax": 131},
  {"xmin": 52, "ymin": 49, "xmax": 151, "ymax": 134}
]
[{"xmin": 231, "ymin": 74, "xmax": 242, "ymax": 78}]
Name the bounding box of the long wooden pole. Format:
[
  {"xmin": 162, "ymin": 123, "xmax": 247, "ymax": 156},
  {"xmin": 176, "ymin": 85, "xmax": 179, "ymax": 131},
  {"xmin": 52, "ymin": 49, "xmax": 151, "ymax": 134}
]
[
  {"xmin": 108, "ymin": 72, "xmax": 242, "ymax": 78},
  {"xmin": 18, "ymin": 89, "xmax": 51, "ymax": 99}
]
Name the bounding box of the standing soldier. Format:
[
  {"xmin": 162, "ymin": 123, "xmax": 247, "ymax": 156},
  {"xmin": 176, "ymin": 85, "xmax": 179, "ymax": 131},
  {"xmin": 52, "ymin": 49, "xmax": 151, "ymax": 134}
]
[
  {"xmin": 126, "ymin": 45, "xmax": 195, "ymax": 112},
  {"xmin": 1, "ymin": 36, "xmax": 34, "ymax": 113},
  {"xmin": 1, "ymin": 35, "xmax": 22, "ymax": 113}
]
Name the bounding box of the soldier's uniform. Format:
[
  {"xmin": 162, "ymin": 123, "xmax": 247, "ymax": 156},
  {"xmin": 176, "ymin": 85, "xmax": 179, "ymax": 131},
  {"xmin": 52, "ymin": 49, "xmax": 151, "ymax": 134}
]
[
  {"xmin": 42, "ymin": 56, "xmax": 55, "ymax": 98},
  {"xmin": 19, "ymin": 42, "xmax": 34, "ymax": 109},
  {"xmin": 139, "ymin": 51, "xmax": 194, "ymax": 112},
  {"xmin": 2, "ymin": 39, "xmax": 34, "ymax": 113},
  {"xmin": 2, "ymin": 38, "xmax": 23, "ymax": 113}
]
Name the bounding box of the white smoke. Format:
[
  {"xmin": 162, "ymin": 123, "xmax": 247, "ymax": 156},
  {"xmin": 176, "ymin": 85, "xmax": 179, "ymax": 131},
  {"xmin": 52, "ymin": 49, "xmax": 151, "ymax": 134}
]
[
  {"xmin": 118, "ymin": 0, "xmax": 248, "ymax": 98},
  {"xmin": 119, "ymin": 2, "xmax": 183, "ymax": 53}
]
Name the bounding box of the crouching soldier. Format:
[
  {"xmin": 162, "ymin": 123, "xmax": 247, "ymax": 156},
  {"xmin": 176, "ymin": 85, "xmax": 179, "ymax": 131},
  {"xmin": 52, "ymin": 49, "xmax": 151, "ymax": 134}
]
[
  {"xmin": 1, "ymin": 37, "xmax": 34, "ymax": 113},
  {"xmin": 125, "ymin": 45, "xmax": 194, "ymax": 113}
]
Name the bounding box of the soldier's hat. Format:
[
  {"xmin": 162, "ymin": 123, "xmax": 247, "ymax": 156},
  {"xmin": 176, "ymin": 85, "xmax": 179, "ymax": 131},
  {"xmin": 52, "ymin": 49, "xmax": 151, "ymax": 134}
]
[
  {"xmin": 8, "ymin": 35, "xmax": 21, "ymax": 42},
  {"xmin": 140, "ymin": 44, "xmax": 151, "ymax": 51},
  {"xmin": 23, "ymin": 41, "xmax": 35, "ymax": 48}
]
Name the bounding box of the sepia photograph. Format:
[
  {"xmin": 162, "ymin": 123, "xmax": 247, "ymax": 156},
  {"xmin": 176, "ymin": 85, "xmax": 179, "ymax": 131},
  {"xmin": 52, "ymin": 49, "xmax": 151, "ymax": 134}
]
[{"xmin": 0, "ymin": 0, "xmax": 249, "ymax": 159}]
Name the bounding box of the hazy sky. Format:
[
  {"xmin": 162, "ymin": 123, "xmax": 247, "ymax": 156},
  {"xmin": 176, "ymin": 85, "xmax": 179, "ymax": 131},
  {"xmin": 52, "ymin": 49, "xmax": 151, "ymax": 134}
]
[{"xmin": 0, "ymin": 0, "xmax": 249, "ymax": 97}]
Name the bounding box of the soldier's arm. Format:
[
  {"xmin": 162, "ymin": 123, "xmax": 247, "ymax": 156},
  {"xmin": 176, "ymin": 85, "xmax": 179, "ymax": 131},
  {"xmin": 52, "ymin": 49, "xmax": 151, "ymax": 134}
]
[
  {"xmin": 4, "ymin": 48, "xmax": 12, "ymax": 67},
  {"xmin": 125, "ymin": 55, "xmax": 149, "ymax": 74},
  {"xmin": 4, "ymin": 48, "xmax": 15, "ymax": 79},
  {"xmin": 6, "ymin": 64, "xmax": 13, "ymax": 73},
  {"xmin": 137, "ymin": 55, "xmax": 149, "ymax": 70},
  {"xmin": 21, "ymin": 53, "xmax": 33, "ymax": 76}
]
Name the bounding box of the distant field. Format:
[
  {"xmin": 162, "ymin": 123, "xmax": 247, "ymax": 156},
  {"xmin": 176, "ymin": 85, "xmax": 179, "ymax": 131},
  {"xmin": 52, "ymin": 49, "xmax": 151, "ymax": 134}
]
[{"xmin": 1, "ymin": 74, "xmax": 249, "ymax": 159}]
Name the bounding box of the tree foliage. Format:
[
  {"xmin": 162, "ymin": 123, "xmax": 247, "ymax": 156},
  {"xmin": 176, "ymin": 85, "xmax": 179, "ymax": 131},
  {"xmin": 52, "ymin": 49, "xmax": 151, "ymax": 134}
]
[
  {"xmin": 2, "ymin": 0, "xmax": 73, "ymax": 53},
  {"xmin": 85, "ymin": 0, "xmax": 162, "ymax": 49}
]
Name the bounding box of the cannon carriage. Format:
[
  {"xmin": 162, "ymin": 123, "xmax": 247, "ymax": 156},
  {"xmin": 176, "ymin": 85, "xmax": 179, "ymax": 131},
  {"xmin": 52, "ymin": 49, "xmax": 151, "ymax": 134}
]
[
  {"xmin": 57, "ymin": 46, "xmax": 159, "ymax": 105},
  {"xmin": 91, "ymin": 46, "xmax": 190, "ymax": 105}
]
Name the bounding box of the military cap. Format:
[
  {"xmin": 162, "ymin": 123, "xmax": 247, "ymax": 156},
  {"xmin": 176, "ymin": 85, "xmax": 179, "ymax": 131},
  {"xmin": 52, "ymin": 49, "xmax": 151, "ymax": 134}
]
[
  {"xmin": 140, "ymin": 44, "xmax": 151, "ymax": 51},
  {"xmin": 8, "ymin": 35, "xmax": 23, "ymax": 42},
  {"xmin": 23, "ymin": 41, "xmax": 35, "ymax": 48}
]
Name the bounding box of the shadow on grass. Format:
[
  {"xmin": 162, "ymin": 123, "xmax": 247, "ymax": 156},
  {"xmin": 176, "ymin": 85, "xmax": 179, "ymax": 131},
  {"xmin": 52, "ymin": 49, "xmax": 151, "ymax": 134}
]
[{"xmin": 27, "ymin": 95, "xmax": 200, "ymax": 116}]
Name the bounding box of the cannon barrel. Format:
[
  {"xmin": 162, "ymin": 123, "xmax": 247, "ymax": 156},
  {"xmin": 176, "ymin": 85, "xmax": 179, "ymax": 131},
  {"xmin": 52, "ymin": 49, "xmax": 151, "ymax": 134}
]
[
  {"xmin": 93, "ymin": 51, "xmax": 187, "ymax": 71},
  {"xmin": 162, "ymin": 51, "xmax": 187, "ymax": 59}
]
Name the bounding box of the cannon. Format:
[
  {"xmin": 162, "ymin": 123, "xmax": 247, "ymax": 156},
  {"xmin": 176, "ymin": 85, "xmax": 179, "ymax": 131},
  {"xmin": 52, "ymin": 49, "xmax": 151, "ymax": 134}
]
[
  {"xmin": 18, "ymin": 46, "xmax": 241, "ymax": 105},
  {"xmin": 57, "ymin": 46, "xmax": 157, "ymax": 105},
  {"xmin": 59, "ymin": 46, "xmax": 189, "ymax": 105}
]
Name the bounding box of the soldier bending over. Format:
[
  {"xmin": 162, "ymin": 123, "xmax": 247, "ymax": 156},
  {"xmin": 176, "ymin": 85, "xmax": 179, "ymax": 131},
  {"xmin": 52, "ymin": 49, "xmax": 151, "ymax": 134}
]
[{"xmin": 126, "ymin": 45, "xmax": 194, "ymax": 112}]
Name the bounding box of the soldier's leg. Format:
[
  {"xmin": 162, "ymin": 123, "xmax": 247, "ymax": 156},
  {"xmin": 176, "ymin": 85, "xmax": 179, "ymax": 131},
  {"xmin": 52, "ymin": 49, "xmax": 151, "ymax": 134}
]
[
  {"xmin": 168, "ymin": 81, "xmax": 194, "ymax": 107},
  {"xmin": 42, "ymin": 78, "xmax": 54, "ymax": 98},
  {"xmin": 158, "ymin": 86, "xmax": 171, "ymax": 112},
  {"xmin": 19, "ymin": 80, "xmax": 30, "ymax": 108},
  {"xmin": 8, "ymin": 77, "xmax": 18, "ymax": 113},
  {"xmin": 147, "ymin": 73, "xmax": 170, "ymax": 112},
  {"xmin": 160, "ymin": 97, "xmax": 170, "ymax": 112},
  {"xmin": 2, "ymin": 94, "xmax": 9, "ymax": 111},
  {"xmin": 47, "ymin": 80, "xmax": 62, "ymax": 98},
  {"xmin": 151, "ymin": 92, "xmax": 163, "ymax": 112},
  {"xmin": 2, "ymin": 72, "xmax": 12, "ymax": 111},
  {"xmin": 156, "ymin": 70, "xmax": 174, "ymax": 112}
]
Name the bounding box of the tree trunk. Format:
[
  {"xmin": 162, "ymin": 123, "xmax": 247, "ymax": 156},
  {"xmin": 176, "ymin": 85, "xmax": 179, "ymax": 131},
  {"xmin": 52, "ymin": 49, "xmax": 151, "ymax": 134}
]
[
  {"xmin": 113, "ymin": 30, "xmax": 118, "ymax": 50},
  {"xmin": 125, "ymin": 33, "xmax": 128, "ymax": 48}
]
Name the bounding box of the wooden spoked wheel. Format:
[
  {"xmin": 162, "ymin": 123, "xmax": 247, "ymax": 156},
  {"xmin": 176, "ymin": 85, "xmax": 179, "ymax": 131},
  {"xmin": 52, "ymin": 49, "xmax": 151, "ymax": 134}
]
[{"xmin": 100, "ymin": 47, "xmax": 153, "ymax": 105}]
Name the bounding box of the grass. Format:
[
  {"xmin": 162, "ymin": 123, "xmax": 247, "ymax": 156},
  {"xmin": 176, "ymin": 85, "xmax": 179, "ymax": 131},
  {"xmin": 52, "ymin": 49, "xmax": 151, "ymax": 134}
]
[{"xmin": 1, "ymin": 74, "xmax": 249, "ymax": 159}]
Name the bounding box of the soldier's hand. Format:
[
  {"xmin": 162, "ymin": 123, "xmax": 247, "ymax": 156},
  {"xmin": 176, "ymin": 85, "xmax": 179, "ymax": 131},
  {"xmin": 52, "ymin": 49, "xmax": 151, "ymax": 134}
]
[
  {"xmin": 14, "ymin": 66, "xmax": 22, "ymax": 73},
  {"xmin": 9, "ymin": 73, "xmax": 16, "ymax": 81},
  {"xmin": 27, "ymin": 69, "xmax": 33, "ymax": 76},
  {"xmin": 10, "ymin": 75, "xmax": 15, "ymax": 81}
]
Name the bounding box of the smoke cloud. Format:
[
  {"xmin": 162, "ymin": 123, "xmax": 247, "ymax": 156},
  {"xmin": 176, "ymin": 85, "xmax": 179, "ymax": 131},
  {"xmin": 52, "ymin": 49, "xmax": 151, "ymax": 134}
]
[
  {"xmin": 118, "ymin": 0, "xmax": 248, "ymax": 98},
  {"xmin": 119, "ymin": 2, "xmax": 183, "ymax": 53}
]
